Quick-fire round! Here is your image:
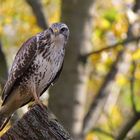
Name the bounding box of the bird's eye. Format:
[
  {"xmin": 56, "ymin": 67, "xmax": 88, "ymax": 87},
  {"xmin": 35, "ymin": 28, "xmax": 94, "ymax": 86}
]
[{"xmin": 60, "ymin": 27, "xmax": 67, "ymax": 33}]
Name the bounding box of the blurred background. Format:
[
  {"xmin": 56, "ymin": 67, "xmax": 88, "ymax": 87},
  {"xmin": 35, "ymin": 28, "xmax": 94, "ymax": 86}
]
[{"xmin": 1, "ymin": 0, "xmax": 140, "ymax": 139}]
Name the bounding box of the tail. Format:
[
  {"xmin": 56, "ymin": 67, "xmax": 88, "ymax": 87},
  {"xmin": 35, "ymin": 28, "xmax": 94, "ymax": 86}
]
[{"xmin": 0, "ymin": 111, "xmax": 11, "ymax": 131}]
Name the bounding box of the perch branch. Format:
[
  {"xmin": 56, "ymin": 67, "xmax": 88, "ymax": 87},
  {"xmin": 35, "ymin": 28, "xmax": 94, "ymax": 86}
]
[{"xmin": 1, "ymin": 104, "xmax": 73, "ymax": 140}]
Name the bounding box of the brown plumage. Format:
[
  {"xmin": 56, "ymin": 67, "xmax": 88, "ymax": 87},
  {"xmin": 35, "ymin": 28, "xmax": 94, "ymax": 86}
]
[{"xmin": 0, "ymin": 23, "xmax": 69, "ymax": 130}]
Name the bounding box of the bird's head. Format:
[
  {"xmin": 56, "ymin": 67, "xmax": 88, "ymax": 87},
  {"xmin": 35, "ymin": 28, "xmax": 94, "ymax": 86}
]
[{"xmin": 49, "ymin": 23, "xmax": 69, "ymax": 43}]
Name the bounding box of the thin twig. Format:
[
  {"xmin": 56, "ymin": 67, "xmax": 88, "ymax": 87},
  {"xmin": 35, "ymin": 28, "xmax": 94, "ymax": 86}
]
[
  {"xmin": 91, "ymin": 127, "xmax": 115, "ymax": 139},
  {"xmin": 130, "ymin": 60, "xmax": 137, "ymax": 113}
]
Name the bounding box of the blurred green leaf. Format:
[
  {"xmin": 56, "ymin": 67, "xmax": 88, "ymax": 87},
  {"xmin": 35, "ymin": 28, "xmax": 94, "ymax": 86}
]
[{"xmin": 103, "ymin": 8, "xmax": 118, "ymax": 23}]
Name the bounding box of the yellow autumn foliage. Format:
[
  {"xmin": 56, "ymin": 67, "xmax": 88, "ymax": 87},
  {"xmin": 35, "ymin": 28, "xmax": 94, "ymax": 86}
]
[
  {"xmin": 109, "ymin": 106, "xmax": 122, "ymax": 127},
  {"xmin": 116, "ymin": 74, "xmax": 128, "ymax": 86},
  {"xmin": 86, "ymin": 133, "xmax": 98, "ymax": 140},
  {"xmin": 132, "ymin": 49, "xmax": 140, "ymax": 60}
]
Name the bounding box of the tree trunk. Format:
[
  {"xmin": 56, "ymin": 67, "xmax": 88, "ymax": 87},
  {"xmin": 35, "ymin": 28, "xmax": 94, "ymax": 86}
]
[{"xmin": 49, "ymin": 0, "xmax": 95, "ymax": 139}]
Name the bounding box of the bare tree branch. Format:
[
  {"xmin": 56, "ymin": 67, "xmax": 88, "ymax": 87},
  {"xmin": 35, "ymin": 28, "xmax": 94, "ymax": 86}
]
[
  {"xmin": 26, "ymin": 0, "xmax": 48, "ymax": 30},
  {"xmin": 82, "ymin": 49, "xmax": 124, "ymax": 135},
  {"xmin": 116, "ymin": 55, "xmax": 140, "ymax": 140},
  {"xmin": 130, "ymin": 61, "xmax": 137, "ymax": 113},
  {"xmin": 80, "ymin": 36, "xmax": 140, "ymax": 62},
  {"xmin": 116, "ymin": 112, "xmax": 140, "ymax": 140},
  {"xmin": 83, "ymin": 0, "xmax": 140, "ymax": 135},
  {"xmin": 115, "ymin": 1, "xmax": 140, "ymax": 138},
  {"xmin": 127, "ymin": 132, "xmax": 140, "ymax": 140},
  {"xmin": 1, "ymin": 105, "xmax": 73, "ymax": 140},
  {"xmin": 91, "ymin": 127, "xmax": 114, "ymax": 139}
]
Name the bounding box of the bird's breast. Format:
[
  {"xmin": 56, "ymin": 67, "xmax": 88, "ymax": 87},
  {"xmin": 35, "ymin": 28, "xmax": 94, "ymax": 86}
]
[{"xmin": 22, "ymin": 44, "xmax": 65, "ymax": 93}]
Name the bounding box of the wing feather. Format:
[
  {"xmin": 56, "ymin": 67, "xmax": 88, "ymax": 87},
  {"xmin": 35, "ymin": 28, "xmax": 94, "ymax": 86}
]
[
  {"xmin": 51, "ymin": 62, "xmax": 63, "ymax": 86},
  {"xmin": 2, "ymin": 29, "xmax": 51, "ymax": 103},
  {"xmin": 2, "ymin": 36, "xmax": 37, "ymax": 102}
]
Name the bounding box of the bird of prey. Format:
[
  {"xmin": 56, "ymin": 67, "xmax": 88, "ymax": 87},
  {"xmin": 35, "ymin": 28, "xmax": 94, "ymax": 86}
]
[{"xmin": 0, "ymin": 23, "xmax": 69, "ymax": 130}]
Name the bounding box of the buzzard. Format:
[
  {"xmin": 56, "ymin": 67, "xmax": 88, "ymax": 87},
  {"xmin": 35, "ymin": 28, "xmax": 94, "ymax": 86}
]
[{"xmin": 0, "ymin": 23, "xmax": 69, "ymax": 130}]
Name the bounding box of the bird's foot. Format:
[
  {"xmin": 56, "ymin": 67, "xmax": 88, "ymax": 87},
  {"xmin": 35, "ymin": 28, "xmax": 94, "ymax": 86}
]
[
  {"xmin": 28, "ymin": 100, "xmax": 44, "ymax": 109},
  {"xmin": 35, "ymin": 99, "xmax": 44, "ymax": 109},
  {"xmin": 32, "ymin": 87, "xmax": 44, "ymax": 109}
]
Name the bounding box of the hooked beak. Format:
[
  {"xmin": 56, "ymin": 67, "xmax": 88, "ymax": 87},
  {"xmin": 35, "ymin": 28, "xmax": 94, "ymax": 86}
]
[{"xmin": 53, "ymin": 28, "xmax": 59, "ymax": 36}]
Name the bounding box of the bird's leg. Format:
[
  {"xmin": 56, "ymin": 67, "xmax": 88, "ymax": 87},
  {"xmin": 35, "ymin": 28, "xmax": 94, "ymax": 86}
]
[{"xmin": 32, "ymin": 84, "xmax": 44, "ymax": 109}]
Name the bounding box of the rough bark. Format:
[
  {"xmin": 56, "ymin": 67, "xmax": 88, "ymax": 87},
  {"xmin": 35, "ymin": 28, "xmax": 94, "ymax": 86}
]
[
  {"xmin": 25, "ymin": 0, "xmax": 48, "ymax": 30},
  {"xmin": 49, "ymin": 0, "xmax": 95, "ymax": 139},
  {"xmin": 1, "ymin": 105, "xmax": 73, "ymax": 140}
]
